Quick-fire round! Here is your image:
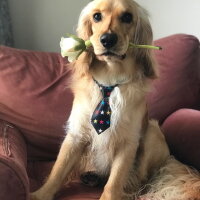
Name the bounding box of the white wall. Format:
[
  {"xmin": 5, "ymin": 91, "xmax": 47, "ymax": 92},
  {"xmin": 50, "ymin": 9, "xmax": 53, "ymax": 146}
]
[
  {"xmin": 8, "ymin": 0, "xmax": 89, "ymax": 52},
  {"xmin": 8, "ymin": 0, "xmax": 200, "ymax": 52},
  {"xmin": 136, "ymin": 0, "xmax": 200, "ymax": 40}
]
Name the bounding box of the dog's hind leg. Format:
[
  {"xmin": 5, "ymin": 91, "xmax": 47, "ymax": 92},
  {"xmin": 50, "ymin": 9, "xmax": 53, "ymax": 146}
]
[
  {"xmin": 136, "ymin": 120, "xmax": 170, "ymax": 185},
  {"xmin": 30, "ymin": 134, "xmax": 86, "ymax": 200},
  {"xmin": 121, "ymin": 120, "xmax": 170, "ymax": 199}
]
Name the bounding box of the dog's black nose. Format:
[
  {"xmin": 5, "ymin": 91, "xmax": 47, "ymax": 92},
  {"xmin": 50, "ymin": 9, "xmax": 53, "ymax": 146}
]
[{"xmin": 100, "ymin": 33, "xmax": 118, "ymax": 49}]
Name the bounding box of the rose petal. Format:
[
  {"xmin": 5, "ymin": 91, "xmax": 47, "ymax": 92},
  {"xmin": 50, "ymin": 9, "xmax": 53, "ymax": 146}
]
[
  {"xmin": 65, "ymin": 50, "xmax": 82, "ymax": 62},
  {"xmin": 60, "ymin": 37, "xmax": 79, "ymax": 52}
]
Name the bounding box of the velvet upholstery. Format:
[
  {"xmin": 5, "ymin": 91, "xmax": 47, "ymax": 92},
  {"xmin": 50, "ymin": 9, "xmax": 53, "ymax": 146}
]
[
  {"xmin": 148, "ymin": 34, "xmax": 200, "ymax": 122},
  {"xmin": 0, "ymin": 46, "xmax": 73, "ymax": 161},
  {"xmin": 0, "ymin": 120, "xmax": 29, "ymax": 200},
  {"xmin": 0, "ymin": 34, "xmax": 199, "ymax": 199},
  {"xmin": 162, "ymin": 109, "xmax": 200, "ymax": 170}
]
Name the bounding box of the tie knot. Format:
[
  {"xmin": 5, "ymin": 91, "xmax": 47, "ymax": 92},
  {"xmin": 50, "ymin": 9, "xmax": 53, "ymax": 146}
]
[
  {"xmin": 93, "ymin": 79, "xmax": 118, "ymax": 98},
  {"xmin": 100, "ymin": 86, "xmax": 115, "ymax": 98}
]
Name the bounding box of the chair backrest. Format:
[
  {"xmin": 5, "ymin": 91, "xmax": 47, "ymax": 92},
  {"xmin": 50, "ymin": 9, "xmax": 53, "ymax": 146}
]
[
  {"xmin": 147, "ymin": 34, "xmax": 200, "ymax": 123},
  {"xmin": 0, "ymin": 46, "xmax": 73, "ymax": 160}
]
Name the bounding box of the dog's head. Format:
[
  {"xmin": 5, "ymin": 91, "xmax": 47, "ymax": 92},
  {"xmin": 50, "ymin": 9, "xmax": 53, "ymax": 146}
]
[{"xmin": 76, "ymin": 0, "xmax": 156, "ymax": 79}]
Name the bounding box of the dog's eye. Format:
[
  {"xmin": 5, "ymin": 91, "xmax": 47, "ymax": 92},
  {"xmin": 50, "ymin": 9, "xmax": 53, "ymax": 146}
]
[
  {"xmin": 93, "ymin": 12, "xmax": 102, "ymax": 22},
  {"xmin": 120, "ymin": 12, "xmax": 133, "ymax": 23}
]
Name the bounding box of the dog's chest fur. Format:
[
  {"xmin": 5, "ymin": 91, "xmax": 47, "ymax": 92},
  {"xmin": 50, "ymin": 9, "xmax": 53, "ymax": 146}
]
[{"xmin": 67, "ymin": 80, "xmax": 146, "ymax": 174}]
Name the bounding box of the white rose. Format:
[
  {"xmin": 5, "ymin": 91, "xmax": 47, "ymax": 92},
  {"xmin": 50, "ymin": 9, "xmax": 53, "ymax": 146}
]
[
  {"xmin": 60, "ymin": 37, "xmax": 79, "ymax": 54},
  {"xmin": 60, "ymin": 37, "xmax": 82, "ymax": 62}
]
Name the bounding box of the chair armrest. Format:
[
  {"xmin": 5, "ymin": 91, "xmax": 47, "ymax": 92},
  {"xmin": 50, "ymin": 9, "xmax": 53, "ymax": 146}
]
[
  {"xmin": 0, "ymin": 120, "xmax": 29, "ymax": 200},
  {"xmin": 162, "ymin": 109, "xmax": 200, "ymax": 170}
]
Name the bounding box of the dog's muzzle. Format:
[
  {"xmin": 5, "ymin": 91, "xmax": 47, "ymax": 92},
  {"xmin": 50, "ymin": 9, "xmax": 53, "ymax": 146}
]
[
  {"xmin": 100, "ymin": 33, "xmax": 118, "ymax": 49},
  {"xmin": 98, "ymin": 33, "xmax": 126, "ymax": 60}
]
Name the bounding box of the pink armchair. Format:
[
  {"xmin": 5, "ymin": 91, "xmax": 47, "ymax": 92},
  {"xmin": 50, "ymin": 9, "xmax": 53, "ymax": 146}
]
[{"xmin": 0, "ymin": 34, "xmax": 199, "ymax": 200}]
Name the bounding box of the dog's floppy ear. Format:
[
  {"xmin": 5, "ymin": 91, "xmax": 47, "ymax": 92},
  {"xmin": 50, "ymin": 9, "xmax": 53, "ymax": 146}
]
[
  {"xmin": 73, "ymin": 2, "xmax": 94, "ymax": 77},
  {"xmin": 133, "ymin": 6, "xmax": 157, "ymax": 79},
  {"xmin": 76, "ymin": 2, "xmax": 93, "ymax": 40},
  {"xmin": 72, "ymin": 51, "xmax": 93, "ymax": 78}
]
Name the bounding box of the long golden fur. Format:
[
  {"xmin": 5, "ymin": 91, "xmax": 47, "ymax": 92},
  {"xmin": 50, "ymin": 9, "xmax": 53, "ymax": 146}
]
[{"xmin": 31, "ymin": 0, "xmax": 200, "ymax": 199}]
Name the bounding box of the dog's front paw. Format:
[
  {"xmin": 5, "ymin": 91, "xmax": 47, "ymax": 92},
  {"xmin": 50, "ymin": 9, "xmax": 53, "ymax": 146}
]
[{"xmin": 30, "ymin": 191, "xmax": 53, "ymax": 200}]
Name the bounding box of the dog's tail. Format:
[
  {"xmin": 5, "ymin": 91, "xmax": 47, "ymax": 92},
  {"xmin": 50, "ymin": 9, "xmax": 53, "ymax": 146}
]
[{"xmin": 141, "ymin": 156, "xmax": 200, "ymax": 200}]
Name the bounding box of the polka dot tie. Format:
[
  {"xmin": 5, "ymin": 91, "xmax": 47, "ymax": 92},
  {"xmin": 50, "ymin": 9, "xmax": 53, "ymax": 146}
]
[{"xmin": 91, "ymin": 80, "xmax": 118, "ymax": 134}]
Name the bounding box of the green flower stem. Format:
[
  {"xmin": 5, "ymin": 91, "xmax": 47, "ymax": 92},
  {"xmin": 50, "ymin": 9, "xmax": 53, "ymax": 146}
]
[
  {"xmin": 64, "ymin": 35, "xmax": 162, "ymax": 51},
  {"xmin": 129, "ymin": 43, "xmax": 162, "ymax": 50},
  {"xmin": 85, "ymin": 40, "xmax": 92, "ymax": 48},
  {"xmin": 85, "ymin": 40, "xmax": 161, "ymax": 50}
]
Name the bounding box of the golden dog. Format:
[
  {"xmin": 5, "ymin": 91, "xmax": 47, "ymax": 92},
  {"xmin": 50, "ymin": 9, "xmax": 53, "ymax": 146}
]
[{"xmin": 31, "ymin": 0, "xmax": 200, "ymax": 199}]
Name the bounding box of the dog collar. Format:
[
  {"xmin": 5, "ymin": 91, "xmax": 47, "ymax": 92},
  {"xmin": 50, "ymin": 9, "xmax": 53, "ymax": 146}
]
[{"xmin": 93, "ymin": 79, "xmax": 118, "ymax": 89}]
